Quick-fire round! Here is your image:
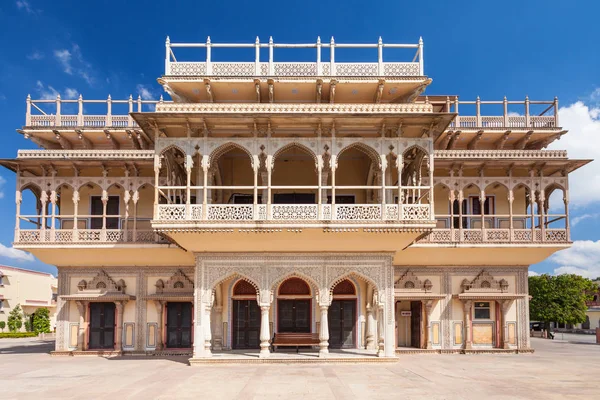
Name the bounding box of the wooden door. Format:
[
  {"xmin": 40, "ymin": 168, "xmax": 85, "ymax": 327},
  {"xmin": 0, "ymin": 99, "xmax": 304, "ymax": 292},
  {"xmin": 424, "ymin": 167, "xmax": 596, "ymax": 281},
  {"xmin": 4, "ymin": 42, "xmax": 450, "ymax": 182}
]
[
  {"xmin": 166, "ymin": 302, "xmax": 192, "ymax": 348},
  {"xmin": 278, "ymin": 299, "xmax": 311, "ymax": 333},
  {"xmin": 89, "ymin": 302, "xmax": 115, "ymax": 349},
  {"xmin": 410, "ymin": 301, "xmax": 422, "ymax": 348},
  {"xmin": 328, "ymin": 300, "xmax": 356, "ymax": 349},
  {"xmin": 232, "ymin": 300, "xmax": 261, "ymax": 349}
]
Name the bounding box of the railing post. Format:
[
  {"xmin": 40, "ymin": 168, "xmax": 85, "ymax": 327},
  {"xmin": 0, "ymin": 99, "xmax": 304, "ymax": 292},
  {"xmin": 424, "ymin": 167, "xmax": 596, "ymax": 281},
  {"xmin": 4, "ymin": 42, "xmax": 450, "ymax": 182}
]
[
  {"xmin": 165, "ymin": 36, "xmax": 171, "ymax": 75},
  {"xmin": 503, "ymin": 96, "xmax": 508, "ymax": 127},
  {"xmin": 106, "ymin": 95, "xmax": 112, "ymax": 127},
  {"xmin": 255, "ymin": 36, "xmax": 260, "ymax": 76},
  {"xmin": 377, "ymin": 36, "xmax": 383, "ymax": 76},
  {"xmin": 14, "ymin": 190, "xmax": 21, "ymax": 243},
  {"xmin": 77, "ymin": 94, "xmax": 83, "ymax": 126},
  {"xmin": 316, "ymin": 36, "xmax": 322, "ymax": 76},
  {"xmin": 72, "ymin": 190, "xmax": 79, "ymax": 243},
  {"xmin": 554, "ymin": 96, "xmax": 559, "ymax": 127},
  {"xmin": 55, "ymin": 94, "xmax": 61, "ymax": 127},
  {"xmin": 268, "ymin": 36, "xmax": 274, "ymax": 76},
  {"xmin": 454, "ymin": 96, "xmax": 460, "ymax": 127},
  {"xmin": 475, "ymin": 96, "xmax": 481, "ymax": 127},
  {"xmin": 101, "ymin": 190, "xmax": 108, "ymax": 242},
  {"xmin": 137, "ymin": 95, "xmax": 142, "ymax": 112},
  {"xmin": 330, "ymin": 37, "xmax": 336, "ymax": 76},
  {"xmin": 26, "ymin": 94, "xmax": 31, "ymax": 126},
  {"xmin": 445, "ymin": 96, "xmax": 451, "ymax": 113},
  {"xmin": 128, "ymin": 95, "xmax": 133, "ymax": 127},
  {"xmin": 418, "ymin": 36, "xmax": 424, "ymax": 76},
  {"xmin": 206, "ymin": 36, "xmax": 212, "ymax": 75},
  {"xmin": 525, "ymin": 96, "xmax": 530, "ymax": 127},
  {"xmin": 540, "ymin": 190, "xmax": 546, "ymax": 242}
]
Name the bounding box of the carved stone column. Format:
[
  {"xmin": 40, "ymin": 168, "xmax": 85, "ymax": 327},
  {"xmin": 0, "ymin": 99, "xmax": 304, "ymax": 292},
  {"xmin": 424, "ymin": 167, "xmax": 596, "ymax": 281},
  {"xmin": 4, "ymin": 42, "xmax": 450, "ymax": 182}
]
[
  {"xmin": 114, "ymin": 300, "xmax": 126, "ymax": 352},
  {"xmin": 14, "ymin": 190, "xmax": 22, "ymax": 243},
  {"xmin": 212, "ymin": 306, "xmax": 223, "ymax": 351},
  {"xmin": 501, "ymin": 300, "xmax": 513, "ymax": 349},
  {"xmin": 72, "ymin": 190, "xmax": 80, "ymax": 241},
  {"xmin": 377, "ymin": 305, "xmax": 385, "ymax": 357},
  {"xmin": 154, "ymin": 300, "xmax": 165, "ymax": 350},
  {"xmin": 318, "ymin": 289, "xmax": 332, "ymax": 357},
  {"xmin": 49, "ymin": 190, "xmax": 57, "ymax": 241},
  {"xmin": 365, "ymin": 303, "xmax": 376, "ymax": 350},
  {"xmin": 463, "ymin": 300, "xmax": 473, "ymax": 350},
  {"xmin": 40, "ymin": 191, "xmax": 48, "ymax": 241},
  {"xmin": 258, "ymin": 289, "xmax": 273, "ymax": 358},
  {"xmin": 424, "ymin": 300, "xmax": 434, "ymax": 349},
  {"xmin": 204, "ymin": 301, "xmax": 213, "ymax": 356},
  {"xmin": 100, "ymin": 190, "xmax": 108, "ymax": 242},
  {"xmin": 74, "ymin": 300, "xmax": 88, "ymax": 351}
]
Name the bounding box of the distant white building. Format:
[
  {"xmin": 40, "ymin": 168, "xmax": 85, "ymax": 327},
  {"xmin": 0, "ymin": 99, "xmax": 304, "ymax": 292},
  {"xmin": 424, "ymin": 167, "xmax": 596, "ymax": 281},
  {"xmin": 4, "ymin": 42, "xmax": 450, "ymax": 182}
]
[{"xmin": 0, "ymin": 265, "xmax": 57, "ymax": 331}]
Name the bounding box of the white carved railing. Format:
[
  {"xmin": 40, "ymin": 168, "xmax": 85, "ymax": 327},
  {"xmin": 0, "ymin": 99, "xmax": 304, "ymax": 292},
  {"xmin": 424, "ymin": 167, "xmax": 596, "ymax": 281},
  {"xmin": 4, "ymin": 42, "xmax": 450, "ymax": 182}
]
[
  {"xmin": 17, "ymin": 229, "xmax": 162, "ymax": 244},
  {"xmin": 334, "ymin": 204, "xmax": 381, "ymax": 220},
  {"xmin": 530, "ymin": 116, "xmax": 556, "ymax": 128},
  {"xmin": 270, "ymin": 205, "xmax": 318, "ymax": 220},
  {"xmin": 402, "ymin": 204, "xmax": 431, "ymax": 221},
  {"xmin": 418, "ymin": 228, "xmax": 568, "ymax": 244},
  {"xmin": 157, "ymin": 204, "xmax": 187, "ymax": 220},
  {"xmin": 207, "ymin": 205, "xmax": 254, "ymax": 220}
]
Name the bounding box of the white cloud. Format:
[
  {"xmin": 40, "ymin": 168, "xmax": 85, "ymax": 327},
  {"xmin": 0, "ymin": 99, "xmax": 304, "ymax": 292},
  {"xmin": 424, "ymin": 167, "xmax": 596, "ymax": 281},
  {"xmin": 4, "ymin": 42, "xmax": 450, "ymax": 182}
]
[
  {"xmin": 27, "ymin": 50, "xmax": 44, "ymax": 60},
  {"xmin": 0, "ymin": 175, "xmax": 5, "ymax": 199},
  {"xmin": 16, "ymin": 0, "xmax": 38, "ymax": 14},
  {"xmin": 54, "ymin": 49, "xmax": 72, "ymax": 74},
  {"xmin": 64, "ymin": 87, "xmax": 78, "ymax": 99},
  {"xmin": 528, "ymin": 270, "xmax": 540, "ymax": 276},
  {"xmin": 548, "ymin": 240, "xmax": 600, "ymax": 279},
  {"xmin": 136, "ymin": 84, "xmax": 155, "ymax": 100},
  {"xmin": 0, "ymin": 243, "xmax": 35, "ymax": 262},
  {"xmin": 571, "ymin": 213, "xmax": 600, "ymax": 226},
  {"xmin": 53, "ymin": 44, "xmax": 94, "ymax": 85},
  {"xmin": 35, "ymin": 81, "xmax": 59, "ymax": 100},
  {"xmin": 547, "ymin": 101, "xmax": 600, "ymax": 208}
]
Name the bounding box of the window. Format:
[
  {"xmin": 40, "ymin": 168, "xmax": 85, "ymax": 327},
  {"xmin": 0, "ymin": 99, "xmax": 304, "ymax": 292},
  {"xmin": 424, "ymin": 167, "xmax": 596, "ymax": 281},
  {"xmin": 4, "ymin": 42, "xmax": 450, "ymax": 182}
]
[
  {"xmin": 230, "ymin": 194, "xmax": 260, "ymax": 204},
  {"xmin": 452, "ymin": 199, "xmax": 468, "ymax": 228},
  {"xmin": 327, "ymin": 195, "xmax": 355, "ymax": 204},
  {"xmin": 90, "ymin": 196, "xmax": 120, "ymax": 229},
  {"xmin": 470, "ymin": 196, "xmax": 495, "ymax": 215},
  {"xmin": 0, "ymin": 299, "xmax": 3, "ymax": 312},
  {"xmin": 474, "ymin": 302, "xmax": 491, "ymax": 319}
]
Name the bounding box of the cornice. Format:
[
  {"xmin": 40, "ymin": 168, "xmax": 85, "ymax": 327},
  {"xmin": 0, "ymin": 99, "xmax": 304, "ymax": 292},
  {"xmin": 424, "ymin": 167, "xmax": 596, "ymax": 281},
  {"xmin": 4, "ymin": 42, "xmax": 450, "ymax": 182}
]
[
  {"xmin": 434, "ymin": 149, "xmax": 568, "ymax": 159},
  {"xmin": 17, "ymin": 149, "xmax": 154, "ymax": 160}
]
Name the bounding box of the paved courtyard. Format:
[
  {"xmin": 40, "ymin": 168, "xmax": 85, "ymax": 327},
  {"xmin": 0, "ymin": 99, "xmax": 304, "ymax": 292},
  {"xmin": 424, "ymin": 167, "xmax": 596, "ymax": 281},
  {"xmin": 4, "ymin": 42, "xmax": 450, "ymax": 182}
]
[{"xmin": 0, "ymin": 335, "xmax": 598, "ymax": 400}]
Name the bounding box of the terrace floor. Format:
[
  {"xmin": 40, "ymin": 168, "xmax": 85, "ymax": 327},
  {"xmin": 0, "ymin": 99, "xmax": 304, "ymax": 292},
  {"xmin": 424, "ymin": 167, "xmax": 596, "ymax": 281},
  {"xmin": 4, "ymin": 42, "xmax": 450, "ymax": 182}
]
[{"xmin": 0, "ymin": 334, "xmax": 597, "ymax": 399}]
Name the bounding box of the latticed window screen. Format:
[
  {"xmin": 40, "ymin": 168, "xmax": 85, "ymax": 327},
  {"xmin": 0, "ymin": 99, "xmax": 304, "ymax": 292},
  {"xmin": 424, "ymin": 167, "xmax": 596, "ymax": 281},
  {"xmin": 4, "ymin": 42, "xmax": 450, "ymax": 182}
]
[{"xmin": 474, "ymin": 302, "xmax": 491, "ymax": 319}]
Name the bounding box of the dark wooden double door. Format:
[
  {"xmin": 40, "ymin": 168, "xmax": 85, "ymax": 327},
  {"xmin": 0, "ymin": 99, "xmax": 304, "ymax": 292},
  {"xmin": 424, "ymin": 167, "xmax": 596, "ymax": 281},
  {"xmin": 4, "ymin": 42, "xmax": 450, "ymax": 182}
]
[
  {"xmin": 328, "ymin": 300, "xmax": 356, "ymax": 349},
  {"xmin": 232, "ymin": 300, "xmax": 261, "ymax": 349},
  {"xmin": 166, "ymin": 302, "xmax": 192, "ymax": 348},
  {"xmin": 278, "ymin": 299, "xmax": 311, "ymax": 333},
  {"xmin": 89, "ymin": 302, "xmax": 115, "ymax": 350}
]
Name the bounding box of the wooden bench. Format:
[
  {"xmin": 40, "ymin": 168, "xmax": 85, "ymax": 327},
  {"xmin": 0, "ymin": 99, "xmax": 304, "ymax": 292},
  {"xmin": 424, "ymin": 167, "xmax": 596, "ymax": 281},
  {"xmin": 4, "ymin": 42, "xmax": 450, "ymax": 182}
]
[{"xmin": 271, "ymin": 332, "xmax": 320, "ymax": 353}]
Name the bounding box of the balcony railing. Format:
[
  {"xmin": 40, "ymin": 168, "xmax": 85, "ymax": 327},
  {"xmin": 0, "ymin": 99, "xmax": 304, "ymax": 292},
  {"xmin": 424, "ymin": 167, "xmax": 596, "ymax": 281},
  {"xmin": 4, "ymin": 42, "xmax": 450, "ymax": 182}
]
[
  {"xmin": 429, "ymin": 97, "xmax": 560, "ymax": 129},
  {"xmin": 165, "ymin": 36, "xmax": 424, "ymax": 77},
  {"xmin": 15, "ymin": 229, "xmax": 166, "ymax": 244},
  {"xmin": 418, "ymin": 228, "xmax": 568, "ymax": 244},
  {"xmin": 155, "ymin": 203, "xmax": 432, "ymax": 223},
  {"xmin": 25, "ymin": 95, "xmax": 159, "ymax": 128}
]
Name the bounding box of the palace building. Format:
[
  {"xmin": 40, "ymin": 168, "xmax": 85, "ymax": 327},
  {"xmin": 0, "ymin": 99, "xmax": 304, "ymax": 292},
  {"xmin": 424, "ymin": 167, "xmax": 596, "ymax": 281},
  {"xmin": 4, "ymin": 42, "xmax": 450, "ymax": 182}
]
[{"xmin": 0, "ymin": 36, "xmax": 590, "ymax": 361}]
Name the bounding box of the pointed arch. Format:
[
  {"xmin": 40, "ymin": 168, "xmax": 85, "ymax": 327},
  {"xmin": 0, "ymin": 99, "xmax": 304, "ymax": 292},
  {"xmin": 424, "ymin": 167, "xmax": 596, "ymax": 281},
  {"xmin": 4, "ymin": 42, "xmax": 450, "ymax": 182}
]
[
  {"xmin": 209, "ymin": 142, "xmax": 254, "ymax": 169},
  {"xmin": 159, "ymin": 144, "xmax": 187, "ymax": 157},
  {"xmin": 273, "ymin": 142, "xmax": 318, "ymax": 166},
  {"xmin": 337, "ymin": 142, "xmax": 381, "ymax": 168},
  {"xmin": 212, "ymin": 272, "xmax": 260, "ymax": 296},
  {"xmin": 20, "ymin": 182, "xmax": 43, "ymax": 197},
  {"xmin": 403, "ymin": 144, "xmax": 429, "ymax": 157},
  {"xmin": 270, "ymin": 271, "xmax": 319, "ymax": 295},
  {"xmin": 328, "ymin": 270, "xmax": 379, "ymax": 293}
]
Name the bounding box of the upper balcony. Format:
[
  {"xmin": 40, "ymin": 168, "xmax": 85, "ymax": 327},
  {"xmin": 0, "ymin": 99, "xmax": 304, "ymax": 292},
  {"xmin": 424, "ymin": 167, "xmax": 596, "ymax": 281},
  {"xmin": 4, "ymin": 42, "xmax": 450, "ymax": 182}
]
[{"xmin": 164, "ymin": 36, "xmax": 424, "ymax": 78}]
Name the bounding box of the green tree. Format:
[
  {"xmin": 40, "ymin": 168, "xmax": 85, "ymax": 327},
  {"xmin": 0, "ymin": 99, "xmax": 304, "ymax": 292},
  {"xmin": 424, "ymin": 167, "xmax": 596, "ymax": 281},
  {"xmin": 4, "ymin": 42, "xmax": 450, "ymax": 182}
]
[
  {"xmin": 529, "ymin": 274, "xmax": 597, "ymax": 336},
  {"xmin": 33, "ymin": 308, "xmax": 51, "ymax": 334},
  {"xmin": 7, "ymin": 304, "xmax": 23, "ymax": 332},
  {"xmin": 0, "ymin": 321, "xmax": 5, "ymax": 332},
  {"xmin": 23, "ymin": 312, "xmax": 32, "ymax": 332}
]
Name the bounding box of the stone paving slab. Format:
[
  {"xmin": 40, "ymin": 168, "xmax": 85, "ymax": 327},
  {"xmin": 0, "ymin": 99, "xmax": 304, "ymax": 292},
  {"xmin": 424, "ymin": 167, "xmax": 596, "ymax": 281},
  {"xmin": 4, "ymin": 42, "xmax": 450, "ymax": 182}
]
[{"xmin": 0, "ymin": 336, "xmax": 598, "ymax": 399}]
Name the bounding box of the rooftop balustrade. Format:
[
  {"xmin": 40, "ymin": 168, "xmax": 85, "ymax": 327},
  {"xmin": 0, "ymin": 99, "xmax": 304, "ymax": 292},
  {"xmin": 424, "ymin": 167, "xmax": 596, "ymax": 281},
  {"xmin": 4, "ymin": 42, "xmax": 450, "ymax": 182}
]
[
  {"xmin": 23, "ymin": 95, "xmax": 562, "ymax": 131},
  {"xmin": 164, "ymin": 36, "xmax": 424, "ymax": 77}
]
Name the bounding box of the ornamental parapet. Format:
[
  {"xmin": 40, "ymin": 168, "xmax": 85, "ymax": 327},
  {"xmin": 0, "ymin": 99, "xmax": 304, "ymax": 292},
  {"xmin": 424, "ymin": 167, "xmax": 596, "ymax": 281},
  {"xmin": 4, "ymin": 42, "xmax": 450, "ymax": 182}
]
[
  {"xmin": 15, "ymin": 229, "xmax": 167, "ymax": 245},
  {"xmin": 417, "ymin": 228, "xmax": 568, "ymax": 244}
]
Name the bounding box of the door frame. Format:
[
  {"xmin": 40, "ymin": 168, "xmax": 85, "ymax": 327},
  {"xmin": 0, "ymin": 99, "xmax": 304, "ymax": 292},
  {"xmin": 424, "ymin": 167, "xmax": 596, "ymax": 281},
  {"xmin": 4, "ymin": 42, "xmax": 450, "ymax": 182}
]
[
  {"xmin": 165, "ymin": 301, "xmax": 193, "ymax": 349},
  {"xmin": 328, "ymin": 298, "xmax": 358, "ymax": 349},
  {"xmin": 231, "ymin": 299, "xmax": 261, "ymax": 349},
  {"xmin": 87, "ymin": 302, "xmax": 116, "ymax": 350}
]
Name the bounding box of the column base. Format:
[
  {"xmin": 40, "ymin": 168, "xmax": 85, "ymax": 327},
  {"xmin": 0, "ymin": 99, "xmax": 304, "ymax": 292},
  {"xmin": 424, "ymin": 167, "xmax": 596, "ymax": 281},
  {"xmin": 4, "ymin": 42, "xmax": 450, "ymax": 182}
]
[
  {"xmin": 319, "ymin": 348, "xmax": 329, "ymax": 358},
  {"xmin": 259, "ymin": 345, "xmax": 270, "ymax": 358}
]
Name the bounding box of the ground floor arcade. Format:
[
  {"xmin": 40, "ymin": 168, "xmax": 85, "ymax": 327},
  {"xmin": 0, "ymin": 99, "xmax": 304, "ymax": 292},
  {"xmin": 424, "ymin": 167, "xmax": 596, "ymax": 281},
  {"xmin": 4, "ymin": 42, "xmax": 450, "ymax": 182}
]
[{"xmin": 52, "ymin": 254, "xmax": 531, "ymax": 360}]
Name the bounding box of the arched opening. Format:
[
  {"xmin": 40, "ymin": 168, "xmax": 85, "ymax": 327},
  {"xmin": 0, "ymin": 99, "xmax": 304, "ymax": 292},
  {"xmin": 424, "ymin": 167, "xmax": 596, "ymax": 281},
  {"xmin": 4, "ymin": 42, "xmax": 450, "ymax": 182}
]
[
  {"xmin": 159, "ymin": 146, "xmax": 187, "ymax": 204},
  {"xmin": 401, "ymin": 146, "xmax": 430, "ymax": 205},
  {"xmin": 513, "ymin": 184, "xmax": 532, "ymax": 230},
  {"xmin": 231, "ymin": 278, "xmax": 260, "ymax": 350},
  {"xmin": 210, "ymin": 144, "xmax": 253, "ymax": 205},
  {"xmin": 433, "ymin": 183, "xmax": 451, "ymax": 228},
  {"xmin": 545, "ymin": 184, "xmax": 568, "ymax": 233},
  {"xmin": 334, "ymin": 144, "xmax": 381, "ymax": 205},
  {"xmin": 582, "ymin": 315, "xmax": 591, "ymax": 330},
  {"xmin": 329, "ymin": 279, "xmax": 358, "ymax": 349},
  {"xmin": 271, "ymin": 144, "xmax": 317, "ymax": 205},
  {"xmin": 483, "ymin": 182, "xmax": 508, "ymax": 230},
  {"xmin": 19, "ymin": 184, "xmax": 44, "ymax": 235},
  {"xmin": 277, "ymin": 277, "xmax": 312, "ymax": 333}
]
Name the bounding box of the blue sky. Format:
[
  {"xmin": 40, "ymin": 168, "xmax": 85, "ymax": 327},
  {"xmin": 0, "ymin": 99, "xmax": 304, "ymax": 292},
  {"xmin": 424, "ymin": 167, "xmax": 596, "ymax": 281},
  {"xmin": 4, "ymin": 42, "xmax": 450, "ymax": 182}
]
[{"xmin": 1, "ymin": 0, "xmax": 599, "ymax": 277}]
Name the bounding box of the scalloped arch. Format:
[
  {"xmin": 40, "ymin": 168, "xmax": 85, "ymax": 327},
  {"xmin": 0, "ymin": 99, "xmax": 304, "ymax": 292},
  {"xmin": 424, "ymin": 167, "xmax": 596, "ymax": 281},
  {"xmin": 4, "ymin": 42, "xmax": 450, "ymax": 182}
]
[{"xmin": 209, "ymin": 142, "xmax": 254, "ymax": 169}]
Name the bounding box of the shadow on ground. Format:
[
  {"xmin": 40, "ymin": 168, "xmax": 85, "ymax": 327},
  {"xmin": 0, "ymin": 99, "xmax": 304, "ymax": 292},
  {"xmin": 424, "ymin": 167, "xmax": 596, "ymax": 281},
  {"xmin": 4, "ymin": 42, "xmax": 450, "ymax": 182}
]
[{"xmin": 0, "ymin": 340, "xmax": 54, "ymax": 355}]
